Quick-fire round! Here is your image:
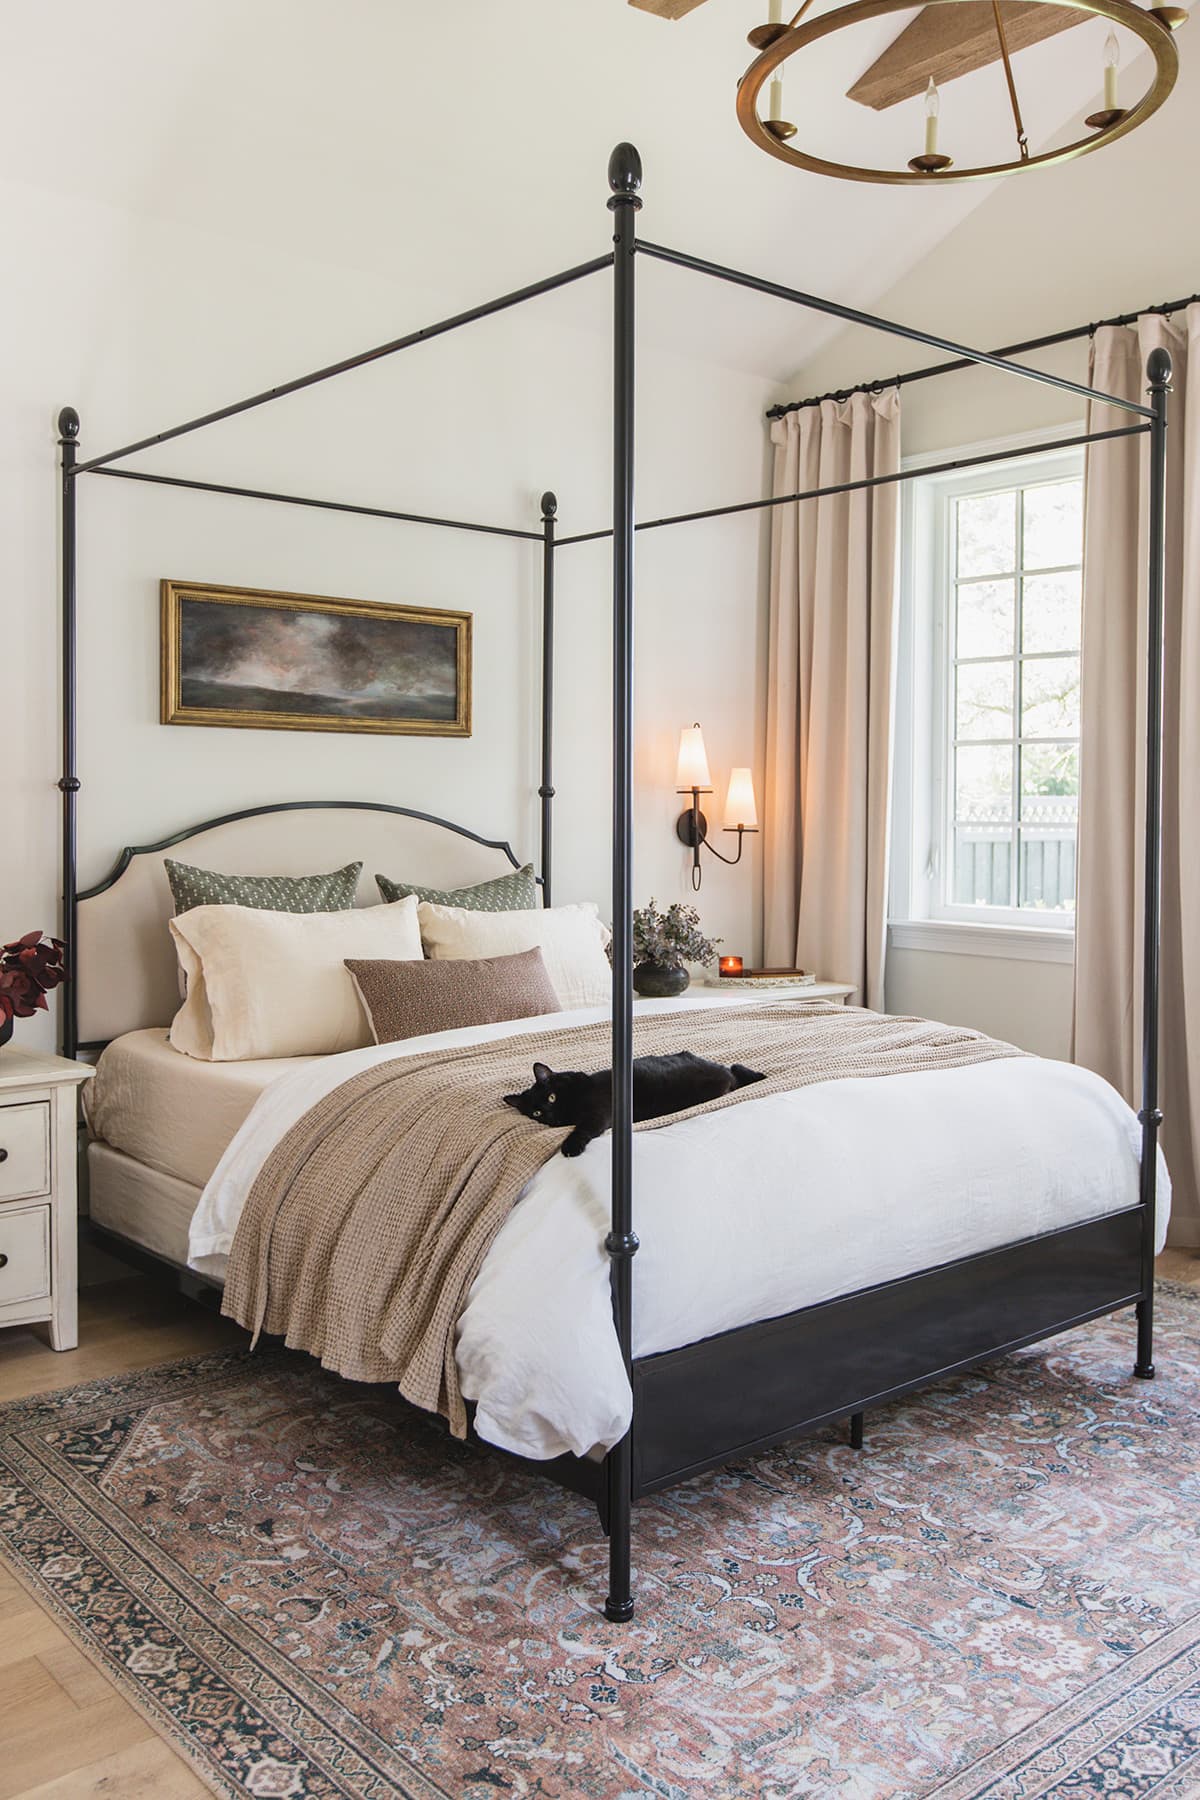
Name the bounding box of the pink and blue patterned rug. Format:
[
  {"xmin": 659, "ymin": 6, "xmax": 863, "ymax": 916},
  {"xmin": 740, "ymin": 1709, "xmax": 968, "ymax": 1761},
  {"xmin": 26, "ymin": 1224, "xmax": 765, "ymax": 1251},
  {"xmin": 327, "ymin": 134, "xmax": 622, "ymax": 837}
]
[{"xmin": 0, "ymin": 1288, "xmax": 1197, "ymax": 1799}]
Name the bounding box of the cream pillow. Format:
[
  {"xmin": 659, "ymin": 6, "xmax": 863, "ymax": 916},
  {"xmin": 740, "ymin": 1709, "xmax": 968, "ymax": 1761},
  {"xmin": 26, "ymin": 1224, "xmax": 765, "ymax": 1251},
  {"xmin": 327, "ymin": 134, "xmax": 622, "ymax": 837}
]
[
  {"xmin": 417, "ymin": 901, "xmax": 611, "ymax": 1011},
  {"xmin": 169, "ymin": 898, "xmax": 422, "ymax": 1061}
]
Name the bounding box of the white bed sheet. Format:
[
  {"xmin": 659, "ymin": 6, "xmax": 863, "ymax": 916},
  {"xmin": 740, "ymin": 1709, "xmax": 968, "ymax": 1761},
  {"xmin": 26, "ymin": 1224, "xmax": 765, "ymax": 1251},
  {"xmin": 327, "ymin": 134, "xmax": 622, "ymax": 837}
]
[{"xmin": 191, "ymin": 996, "xmax": 1171, "ymax": 1463}]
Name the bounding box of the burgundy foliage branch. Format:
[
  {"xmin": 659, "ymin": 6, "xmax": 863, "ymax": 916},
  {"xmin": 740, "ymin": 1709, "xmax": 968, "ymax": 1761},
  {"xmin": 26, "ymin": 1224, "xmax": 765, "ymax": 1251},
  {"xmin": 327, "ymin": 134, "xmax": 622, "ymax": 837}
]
[{"xmin": 0, "ymin": 932, "xmax": 68, "ymax": 1029}]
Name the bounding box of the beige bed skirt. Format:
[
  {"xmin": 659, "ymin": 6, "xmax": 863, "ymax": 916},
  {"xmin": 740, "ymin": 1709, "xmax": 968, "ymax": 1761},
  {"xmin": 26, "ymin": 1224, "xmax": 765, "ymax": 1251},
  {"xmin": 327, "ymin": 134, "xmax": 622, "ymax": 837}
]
[{"xmin": 87, "ymin": 1141, "xmax": 204, "ymax": 1271}]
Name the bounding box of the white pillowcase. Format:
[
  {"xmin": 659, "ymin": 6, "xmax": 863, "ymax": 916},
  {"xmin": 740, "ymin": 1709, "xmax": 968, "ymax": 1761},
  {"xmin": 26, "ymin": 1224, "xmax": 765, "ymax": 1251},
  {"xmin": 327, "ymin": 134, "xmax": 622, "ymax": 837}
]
[
  {"xmin": 169, "ymin": 898, "xmax": 423, "ymax": 1061},
  {"xmin": 417, "ymin": 901, "xmax": 611, "ymax": 1010}
]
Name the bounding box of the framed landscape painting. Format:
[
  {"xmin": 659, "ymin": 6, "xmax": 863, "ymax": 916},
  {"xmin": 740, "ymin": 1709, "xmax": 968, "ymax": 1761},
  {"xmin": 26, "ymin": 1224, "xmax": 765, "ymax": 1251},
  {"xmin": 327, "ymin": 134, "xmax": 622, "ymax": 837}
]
[{"xmin": 160, "ymin": 581, "xmax": 471, "ymax": 737}]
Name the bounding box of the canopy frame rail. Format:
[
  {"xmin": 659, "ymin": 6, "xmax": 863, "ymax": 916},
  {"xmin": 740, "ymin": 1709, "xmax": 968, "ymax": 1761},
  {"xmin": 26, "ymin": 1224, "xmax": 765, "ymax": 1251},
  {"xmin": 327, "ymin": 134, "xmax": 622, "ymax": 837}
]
[
  {"xmin": 554, "ymin": 423, "xmax": 1150, "ymax": 547},
  {"xmin": 70, "ymin": 253, "xmax": 616, "ymax": 478},
  {"xmin": 57, "ymin": 143, "xmax": 1171, "ymax": 1631},
  {"xmin": 636, "ymin": 239, "xmax": 1155, "ymax": 421}
]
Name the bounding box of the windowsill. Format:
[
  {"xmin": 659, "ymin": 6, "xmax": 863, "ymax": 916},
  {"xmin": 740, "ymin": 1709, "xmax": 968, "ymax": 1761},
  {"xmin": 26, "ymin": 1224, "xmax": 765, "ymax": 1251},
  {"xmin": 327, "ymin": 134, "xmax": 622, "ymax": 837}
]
[{"xmin": 888, "ymin": 919, "xmax": 1075, "ymax": 965}]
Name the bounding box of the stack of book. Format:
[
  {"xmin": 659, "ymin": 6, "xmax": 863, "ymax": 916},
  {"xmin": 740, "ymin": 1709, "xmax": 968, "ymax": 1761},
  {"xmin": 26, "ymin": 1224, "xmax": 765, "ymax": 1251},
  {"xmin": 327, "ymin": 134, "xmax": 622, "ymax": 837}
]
[{"xmin": 715, "ymin": 967, "xmax": 817, "ymax": 990}]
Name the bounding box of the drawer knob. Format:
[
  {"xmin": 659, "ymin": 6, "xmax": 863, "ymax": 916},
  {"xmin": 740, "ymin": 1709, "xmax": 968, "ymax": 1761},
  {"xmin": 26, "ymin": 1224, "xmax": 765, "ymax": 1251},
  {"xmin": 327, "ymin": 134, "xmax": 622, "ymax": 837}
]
[{"xmin": 0, "ymin": 1254, "xmax": 8, "ymax": 1270}]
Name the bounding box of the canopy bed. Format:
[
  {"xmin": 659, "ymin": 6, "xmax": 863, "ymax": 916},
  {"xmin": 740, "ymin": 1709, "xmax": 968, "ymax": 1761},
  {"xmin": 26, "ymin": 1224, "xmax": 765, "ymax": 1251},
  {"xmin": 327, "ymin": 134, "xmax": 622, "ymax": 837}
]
[{"xmin": 58, "ymin": 145, "xmax": 1171, "ymax": 1623}]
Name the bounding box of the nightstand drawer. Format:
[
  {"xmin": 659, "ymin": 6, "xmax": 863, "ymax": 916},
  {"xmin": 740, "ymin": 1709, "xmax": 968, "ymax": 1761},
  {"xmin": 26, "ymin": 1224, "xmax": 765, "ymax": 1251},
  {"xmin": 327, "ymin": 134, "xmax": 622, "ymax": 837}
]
[
  {"xmin": 0, "ymin": 1204, "xmax": 51, "ymax": 1306},
  {"xmin": 0, "ymin": 1102, "xmax": 51, "ymax": 1202}
]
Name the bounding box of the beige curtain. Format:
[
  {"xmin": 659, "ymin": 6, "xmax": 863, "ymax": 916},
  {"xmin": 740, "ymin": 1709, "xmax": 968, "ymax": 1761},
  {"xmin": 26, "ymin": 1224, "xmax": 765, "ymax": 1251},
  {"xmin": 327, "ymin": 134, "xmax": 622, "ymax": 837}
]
[
  {"xmin": 1073, "ymin": 308, "xmax": 1200, "ymax": 1246},
  {"xmin": 762, "ymin": 390, "xmax": 900, "ymax": 1008}
]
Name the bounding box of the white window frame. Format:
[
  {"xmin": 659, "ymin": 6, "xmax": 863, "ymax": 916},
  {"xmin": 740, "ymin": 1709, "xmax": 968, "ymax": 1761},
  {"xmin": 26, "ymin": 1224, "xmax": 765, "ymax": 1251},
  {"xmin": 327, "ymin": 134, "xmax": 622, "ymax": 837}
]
[{"xmin": 890, "ymin": 427, "xmax": 1083, "ymax": 965}]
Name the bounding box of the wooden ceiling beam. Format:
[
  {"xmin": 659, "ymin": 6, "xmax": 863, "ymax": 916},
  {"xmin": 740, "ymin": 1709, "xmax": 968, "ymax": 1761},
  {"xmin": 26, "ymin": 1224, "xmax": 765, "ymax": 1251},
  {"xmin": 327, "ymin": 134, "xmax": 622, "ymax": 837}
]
[
  {"xmin": 847, "ymin": 2, "xmax": 1086, "ymax": 110},
  {"xmin": 628, "ymin": 0, "xmax": 711, "ymax": 17}
]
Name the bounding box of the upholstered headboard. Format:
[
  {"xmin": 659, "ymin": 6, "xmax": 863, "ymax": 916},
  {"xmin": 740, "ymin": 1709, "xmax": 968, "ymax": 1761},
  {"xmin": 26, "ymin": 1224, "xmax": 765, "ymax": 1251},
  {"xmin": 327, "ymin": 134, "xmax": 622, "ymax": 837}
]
[{"xmin": 75, "ymin": 801, "xmax": 530, "ymax": 1048}]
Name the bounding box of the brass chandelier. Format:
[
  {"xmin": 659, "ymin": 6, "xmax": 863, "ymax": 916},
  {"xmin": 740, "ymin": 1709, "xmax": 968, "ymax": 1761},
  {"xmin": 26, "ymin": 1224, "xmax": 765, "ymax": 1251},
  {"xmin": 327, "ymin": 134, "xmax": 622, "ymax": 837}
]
[{"xmin": 737, "ymin": 0, "xmax": 1184, "ymax": 184}]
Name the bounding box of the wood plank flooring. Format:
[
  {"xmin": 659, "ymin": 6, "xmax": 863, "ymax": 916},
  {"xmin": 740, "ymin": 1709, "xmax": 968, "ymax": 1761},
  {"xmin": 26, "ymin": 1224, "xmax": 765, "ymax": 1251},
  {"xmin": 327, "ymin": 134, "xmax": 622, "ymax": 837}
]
[
  {"xmin": 0, "ymin": 1273, "xmax": 239, "ymax": 1798},
  {"xmin": 1, "ymin": 1251, "xmax": 1197, "ymax": 1800}
]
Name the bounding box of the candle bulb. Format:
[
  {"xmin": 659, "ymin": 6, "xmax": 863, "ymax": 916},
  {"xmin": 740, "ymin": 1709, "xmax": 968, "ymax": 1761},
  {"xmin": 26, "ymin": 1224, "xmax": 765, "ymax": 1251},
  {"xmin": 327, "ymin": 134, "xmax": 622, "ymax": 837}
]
[
  {"xmin": 1103, "ymin": 30, "xmax": 1119, "ymax": 112},
  {"xmin": 768, "ymin": 0, "xmax": 782, "ymax": 21},
  {"xmin": 924, "ymin": 76, "xmax": 940, "ymax": 156},
  {"xmin": 769, "ymin": 69, "xmax": 784, "ymax": 120}
]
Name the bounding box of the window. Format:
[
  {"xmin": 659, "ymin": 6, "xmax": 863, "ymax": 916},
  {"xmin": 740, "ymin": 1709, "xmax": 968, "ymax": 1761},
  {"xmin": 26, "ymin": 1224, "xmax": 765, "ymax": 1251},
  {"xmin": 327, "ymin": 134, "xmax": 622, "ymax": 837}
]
[{"xmin": 894, "ymin": 442, "xmax": 1083, "ymax": 943}]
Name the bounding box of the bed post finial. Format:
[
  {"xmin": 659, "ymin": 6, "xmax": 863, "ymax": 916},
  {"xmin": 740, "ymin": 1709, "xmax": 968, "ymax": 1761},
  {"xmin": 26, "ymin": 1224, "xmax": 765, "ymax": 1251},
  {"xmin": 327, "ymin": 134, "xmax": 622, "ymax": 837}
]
[
  {"xmin": 540, "ymin": 490, "xmax": 557, "ymax": 519},
  {"xmin": 1147, "ymin": 345, "xmax": 1173, "ymax": 391},
  {"xmin": 1135, "ymin": 342, "xmax": 1171, "ymax": 1381},
  {"xmin": 607, "ymin": 143, "xmax": 643, "ymax": 209},
  {"xmin": 58, "ymin": 406, "xmax": 80, "ymax": 442}
]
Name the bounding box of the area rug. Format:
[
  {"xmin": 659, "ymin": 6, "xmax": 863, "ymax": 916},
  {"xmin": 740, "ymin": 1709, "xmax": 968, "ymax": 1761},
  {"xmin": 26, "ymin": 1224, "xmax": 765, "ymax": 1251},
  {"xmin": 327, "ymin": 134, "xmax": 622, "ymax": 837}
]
[{"xmin": 1, "ymin": 1291, "xmax": 1198, "ymax": 1800}]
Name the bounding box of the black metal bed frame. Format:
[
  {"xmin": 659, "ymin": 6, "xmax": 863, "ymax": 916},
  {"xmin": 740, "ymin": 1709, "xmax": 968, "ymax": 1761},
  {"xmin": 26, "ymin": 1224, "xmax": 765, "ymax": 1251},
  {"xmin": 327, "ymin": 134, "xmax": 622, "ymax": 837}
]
[{"xmin": 58, "ymin": 144, "xmax": 1170, "ymax": 1624}]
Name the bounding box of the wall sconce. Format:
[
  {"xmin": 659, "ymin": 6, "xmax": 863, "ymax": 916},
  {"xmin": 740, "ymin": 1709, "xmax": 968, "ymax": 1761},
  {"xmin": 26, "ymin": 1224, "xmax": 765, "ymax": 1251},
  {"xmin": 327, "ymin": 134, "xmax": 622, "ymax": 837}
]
[{"xmin": 675, "ymin": 722, "xmax": 758, "ymax": 891}]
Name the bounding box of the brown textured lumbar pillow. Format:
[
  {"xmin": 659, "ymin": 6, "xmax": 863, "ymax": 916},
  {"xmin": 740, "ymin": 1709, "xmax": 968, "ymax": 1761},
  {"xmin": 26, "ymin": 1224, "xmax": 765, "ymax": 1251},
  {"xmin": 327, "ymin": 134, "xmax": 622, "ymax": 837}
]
[{"xmin": 345, "ymin": 946, "xmax": 562, "ymax": 1045}]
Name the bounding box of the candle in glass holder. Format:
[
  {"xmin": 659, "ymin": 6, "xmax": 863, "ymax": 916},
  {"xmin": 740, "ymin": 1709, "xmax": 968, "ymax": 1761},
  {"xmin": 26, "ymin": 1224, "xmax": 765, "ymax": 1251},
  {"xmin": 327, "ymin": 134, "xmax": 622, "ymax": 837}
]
[{"xmin": 719, "ymin": 956, "xmax": 744, "ymax": 977}]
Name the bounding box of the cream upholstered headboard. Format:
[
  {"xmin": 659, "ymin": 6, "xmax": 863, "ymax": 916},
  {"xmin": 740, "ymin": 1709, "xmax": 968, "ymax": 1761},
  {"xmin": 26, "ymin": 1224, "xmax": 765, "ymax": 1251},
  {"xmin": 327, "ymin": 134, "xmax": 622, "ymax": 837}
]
[{"xmin": 75, "ymin": 802, "xmax": 531, "ymax": 1048}]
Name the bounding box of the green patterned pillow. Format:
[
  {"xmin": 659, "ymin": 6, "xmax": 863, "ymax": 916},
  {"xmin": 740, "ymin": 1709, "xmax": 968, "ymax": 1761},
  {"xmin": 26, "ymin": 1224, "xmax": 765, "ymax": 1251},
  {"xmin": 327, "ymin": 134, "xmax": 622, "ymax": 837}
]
[
  {"xmin": 374, "ymin": 864, "xmax": 537, "ymax": 911},
  {"xmin": 164, "ymin": 858, "xmax": 363, "ymax": 916}
]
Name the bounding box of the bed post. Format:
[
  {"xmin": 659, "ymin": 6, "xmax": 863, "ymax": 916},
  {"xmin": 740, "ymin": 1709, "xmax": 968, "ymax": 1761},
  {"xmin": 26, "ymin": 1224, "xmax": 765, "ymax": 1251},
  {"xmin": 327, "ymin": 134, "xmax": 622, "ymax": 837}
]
[
  {"xmin": 1135, "ymin": 347, "xmax": 1171, "ymax": 1380},
  {"xmin": 539, "ymin": 492, "xmax": 557, "ymax": 906},
  {"xmin": 57, "ymin": 407, "xmax": 81, "ymax": 1061},
  {"xmin": 604, "ymin": 141, "xmax": 641, "ymax": 1625}
]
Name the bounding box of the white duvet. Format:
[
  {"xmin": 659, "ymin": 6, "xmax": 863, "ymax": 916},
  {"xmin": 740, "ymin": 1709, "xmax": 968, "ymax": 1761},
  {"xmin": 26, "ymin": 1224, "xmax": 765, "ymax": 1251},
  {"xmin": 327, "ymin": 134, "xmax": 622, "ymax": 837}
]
[{"xmin": 190, "ymin": 994, "xmax": 1170, "ymax": 1462}]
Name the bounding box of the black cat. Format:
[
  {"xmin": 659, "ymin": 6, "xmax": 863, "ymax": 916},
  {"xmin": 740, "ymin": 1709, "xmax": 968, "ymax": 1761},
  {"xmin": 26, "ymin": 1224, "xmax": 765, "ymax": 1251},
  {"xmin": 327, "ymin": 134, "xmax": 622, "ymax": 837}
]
[{"xmin": 503, "ymin": 1052, "xmax": 766, "ymax": 1158}]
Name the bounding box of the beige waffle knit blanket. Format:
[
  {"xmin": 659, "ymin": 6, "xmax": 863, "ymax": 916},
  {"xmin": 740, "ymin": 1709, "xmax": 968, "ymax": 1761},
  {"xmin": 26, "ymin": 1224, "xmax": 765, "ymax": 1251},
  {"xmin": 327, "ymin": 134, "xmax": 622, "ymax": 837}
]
[{"xmin": 222, "ymin": 1001, "xmax": 1024, "ymax": 1435}]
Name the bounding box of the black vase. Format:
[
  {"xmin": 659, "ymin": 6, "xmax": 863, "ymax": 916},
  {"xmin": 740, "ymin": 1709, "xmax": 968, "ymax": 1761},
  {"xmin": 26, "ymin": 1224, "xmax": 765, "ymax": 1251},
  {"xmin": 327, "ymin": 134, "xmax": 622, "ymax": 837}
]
[
  {"xmin": 0, "ymin": 1017, "xmax": 12, "ymax": 1049},
  {"xmin": 632, "ymin": 960, "xmax": 690, "ymax": 998}
]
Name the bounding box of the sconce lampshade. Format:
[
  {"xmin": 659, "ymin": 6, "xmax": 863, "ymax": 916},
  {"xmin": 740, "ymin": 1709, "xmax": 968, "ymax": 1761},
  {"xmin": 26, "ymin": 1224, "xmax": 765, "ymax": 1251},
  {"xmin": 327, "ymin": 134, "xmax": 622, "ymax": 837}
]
[
  {"xmin": 675, "ymin": 722, "xmax": 713, "ymax": 792},
  {"xmin": 723, "ymin": 767, "xmax": 758, "ymax": 831}
]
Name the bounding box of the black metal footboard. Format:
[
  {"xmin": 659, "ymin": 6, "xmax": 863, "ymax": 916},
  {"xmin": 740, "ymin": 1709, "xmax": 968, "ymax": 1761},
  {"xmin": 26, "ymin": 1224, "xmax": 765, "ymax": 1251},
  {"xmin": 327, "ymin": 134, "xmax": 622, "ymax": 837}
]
[{"xmin": 627, "ymin": 1208, "xmax": 1144, "ymax": 1496}]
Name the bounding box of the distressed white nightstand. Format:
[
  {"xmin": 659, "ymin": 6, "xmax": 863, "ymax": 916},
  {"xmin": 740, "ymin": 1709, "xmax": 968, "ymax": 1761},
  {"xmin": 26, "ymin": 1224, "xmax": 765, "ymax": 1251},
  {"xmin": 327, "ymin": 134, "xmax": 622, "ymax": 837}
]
[
  {"xmin": 694, "ymin": 978, "xmax": 857, "ymax": 1004},
  {"xmin": 0, "ymin": 1049, "xmax": 94, "ymax": 1351}
]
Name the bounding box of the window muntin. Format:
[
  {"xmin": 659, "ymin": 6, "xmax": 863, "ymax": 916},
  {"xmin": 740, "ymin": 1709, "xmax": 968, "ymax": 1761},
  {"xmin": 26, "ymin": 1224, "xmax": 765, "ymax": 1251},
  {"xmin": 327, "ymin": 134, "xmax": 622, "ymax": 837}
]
[{"xmin": 945, "ymin": 472, "xmax": 1082, "ymax": 921}]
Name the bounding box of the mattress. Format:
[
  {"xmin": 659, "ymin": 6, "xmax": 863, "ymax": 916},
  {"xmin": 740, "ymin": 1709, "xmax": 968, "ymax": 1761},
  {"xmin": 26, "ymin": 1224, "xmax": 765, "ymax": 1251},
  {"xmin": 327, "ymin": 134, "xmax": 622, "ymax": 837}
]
[
  {"xmin": 85, "ymin": 1027, "xmax": 315, "ymax": 1190},
  {"xmin": 191, "ymin": 994, "xmax": 1172, "ymax": 1464}
]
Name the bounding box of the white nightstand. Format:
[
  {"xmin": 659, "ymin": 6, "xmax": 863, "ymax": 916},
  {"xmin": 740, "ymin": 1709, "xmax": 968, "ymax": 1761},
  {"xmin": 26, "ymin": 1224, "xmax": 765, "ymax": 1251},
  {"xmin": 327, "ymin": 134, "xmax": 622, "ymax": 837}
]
[
  {"xmin": 694, "ymin": 978, "xmax": 857, "ymax": 1004},
  {"xmin": 0, "ymin": 1048, "xmax": 94, "ymax": 1351}
]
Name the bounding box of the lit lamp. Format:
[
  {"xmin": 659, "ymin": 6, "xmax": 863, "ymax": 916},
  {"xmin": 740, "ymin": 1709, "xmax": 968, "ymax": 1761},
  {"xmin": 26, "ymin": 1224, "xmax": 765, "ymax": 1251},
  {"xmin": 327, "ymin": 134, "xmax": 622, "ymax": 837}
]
[{"xmin": 675, "ymin": 723, "xmax": 759, "ymax": 891}]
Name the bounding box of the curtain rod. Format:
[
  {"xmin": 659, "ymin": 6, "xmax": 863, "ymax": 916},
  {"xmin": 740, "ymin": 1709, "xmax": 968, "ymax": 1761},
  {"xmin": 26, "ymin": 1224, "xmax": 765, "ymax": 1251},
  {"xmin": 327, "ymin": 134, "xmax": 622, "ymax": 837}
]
[{"xmin": 766, "ymin": 290, "xmax": 1200, "ymax": 420}]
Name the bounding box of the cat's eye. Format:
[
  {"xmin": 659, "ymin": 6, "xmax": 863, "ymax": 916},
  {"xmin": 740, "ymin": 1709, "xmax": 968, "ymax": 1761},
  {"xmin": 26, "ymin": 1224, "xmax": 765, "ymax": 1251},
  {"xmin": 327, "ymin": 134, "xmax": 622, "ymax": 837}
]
[
  {"xmin": 533, "ymin": 1109, "xmax": 542, "ymax": 1120},
  {"xmin": 548, "ymin": 1093, "xmax": 556, "ymax": 1104}
]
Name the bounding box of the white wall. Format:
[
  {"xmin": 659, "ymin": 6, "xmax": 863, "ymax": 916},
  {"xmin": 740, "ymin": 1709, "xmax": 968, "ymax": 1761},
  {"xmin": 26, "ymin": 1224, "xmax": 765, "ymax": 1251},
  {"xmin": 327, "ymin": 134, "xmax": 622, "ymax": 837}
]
[
  {"xmin": 787, "ymin": 61, "xmax": 1200, "ymax": 1053},
  {"xmin": 3, "ymin": 174, "xmax": 775, "ymax": 1053}
]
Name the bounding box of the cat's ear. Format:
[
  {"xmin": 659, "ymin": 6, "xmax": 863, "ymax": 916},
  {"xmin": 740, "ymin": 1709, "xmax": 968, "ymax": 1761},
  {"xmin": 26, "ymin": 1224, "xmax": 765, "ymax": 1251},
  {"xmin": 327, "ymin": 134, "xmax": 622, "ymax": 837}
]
[
  {"xmin": 501, "ymin": 1093, "xmax": 521, "ymax": 1108},
  {"xmin": 532, "ymin": 1062, "xmax": 552, "ymax": 1085}
]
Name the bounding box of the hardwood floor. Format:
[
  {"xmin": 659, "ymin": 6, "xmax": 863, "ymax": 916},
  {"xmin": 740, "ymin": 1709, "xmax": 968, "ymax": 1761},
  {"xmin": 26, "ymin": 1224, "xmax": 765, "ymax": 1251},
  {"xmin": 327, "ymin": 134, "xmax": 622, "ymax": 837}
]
[
  {"xmin": 1156, "ymin": 1245, "xmax": 1200, "ymax": 1289},
  {"xmin": 1, "ymin": 1251, "xmax": 1197, "ymax": 1799},
  {"xmin": 0, "ymin": 1271, "xmax": 241, "ymax": 1798}
]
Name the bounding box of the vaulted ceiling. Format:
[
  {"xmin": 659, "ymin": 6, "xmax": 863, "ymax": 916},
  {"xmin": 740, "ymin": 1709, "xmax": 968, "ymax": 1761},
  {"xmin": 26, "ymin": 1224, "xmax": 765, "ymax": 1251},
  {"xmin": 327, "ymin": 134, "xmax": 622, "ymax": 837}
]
[{"xmin": 1, "ymin": 1, "xmax": 1168, "ymax": 381}]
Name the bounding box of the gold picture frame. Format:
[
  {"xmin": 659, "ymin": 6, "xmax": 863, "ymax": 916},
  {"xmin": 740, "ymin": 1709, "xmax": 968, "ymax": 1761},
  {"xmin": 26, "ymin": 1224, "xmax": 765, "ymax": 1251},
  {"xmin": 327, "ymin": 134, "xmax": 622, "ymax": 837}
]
[{"xmin": 160, "ymin": 580, "xmax": 471, "ymax": 737}]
